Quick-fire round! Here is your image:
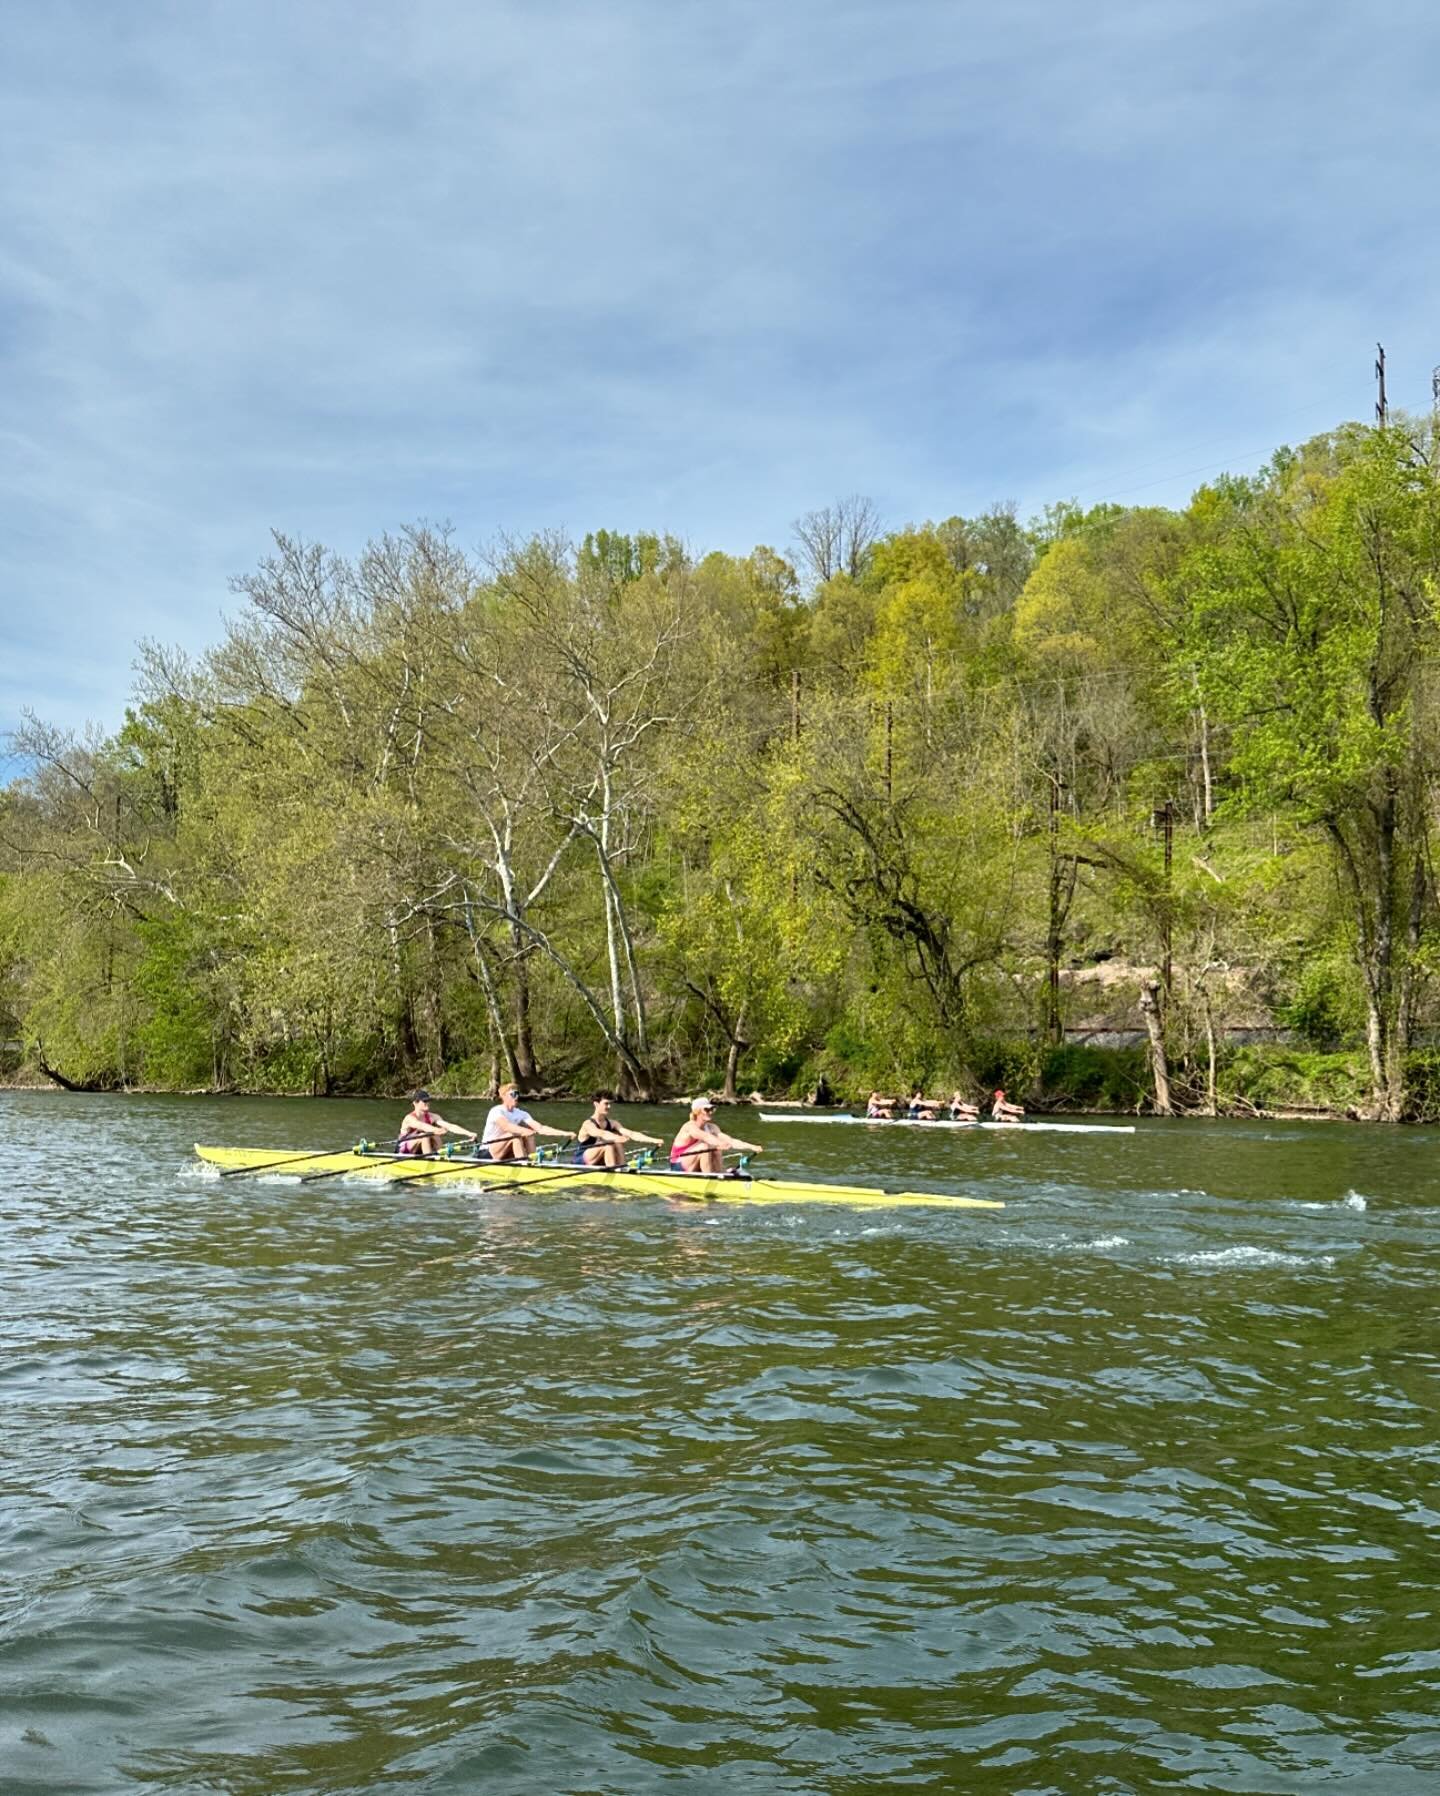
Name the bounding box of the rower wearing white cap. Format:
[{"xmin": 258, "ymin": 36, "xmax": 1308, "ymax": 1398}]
[{"xmin": 669, "ymin": 1097, "xmax": 764, "ymax": 1174}]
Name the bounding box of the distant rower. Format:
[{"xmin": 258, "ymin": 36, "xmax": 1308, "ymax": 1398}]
[
  {"xmin": 991, "ymin": 1088, "xmax": 1026, "ymax": 1123},
  {"xmin": 948, "ymin": 1090, "xmax": 980, "ymax": 1121}
]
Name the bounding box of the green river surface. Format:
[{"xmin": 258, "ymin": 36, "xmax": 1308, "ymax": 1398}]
[{"xmin": 3, "ymin": 1092, "xmax": 1438, "ymax": 1794}]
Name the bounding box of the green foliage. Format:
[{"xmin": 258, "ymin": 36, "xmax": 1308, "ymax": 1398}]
[
  {"xmin": 1036, "ymin": 1043, "xmax": 1148, "ymax": 1110},
  {"xmin": 1271, "ymin": 951, "xmax": 1360, "ymax": 1050},
  {"xmin": 1218, "ymin": 1046, "xmax": 1368, "ymax": 1114},
  {"xmin": 5, "ymin": 430, "xmax": 1440, "ymax": 1117},
  {"xmin": 1401, "ymin": 1049, "xmax": 1440, "ymax": 1122},
  {"xmin": 132, "ymin": 913, "xmax": 221, "ymax": 1087}
]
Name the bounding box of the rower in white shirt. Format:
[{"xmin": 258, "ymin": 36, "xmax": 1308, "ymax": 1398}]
[{"xmin": 481, "ymin": 1082, "xmax": 576, "ymax": 1161}]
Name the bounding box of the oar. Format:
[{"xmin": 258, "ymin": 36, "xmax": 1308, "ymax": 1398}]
[
  {"xmin": 384, "ymin": 1147, "xmax": 629, "ymax": 1195},
  {"xmin": 387, "ymin": 1136, "xmax": 701, "ymax": 1196},
  {"xmin": 668, "ymin": 1142, "xmax": 758, "ymax": 1169},
  {"xmin": 656, "ymin": 1146, "xmax": 757, "ymax": 1197},
  {"xmin": 220, "ymin": 1144, "xmax": 395, "ymax": 1179},
  {"xmin": 299, "ymin": 1149, "xmax": 426, "ymax": 1184}
]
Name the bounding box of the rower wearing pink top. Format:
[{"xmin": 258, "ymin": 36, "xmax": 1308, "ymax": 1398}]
[{"xmin": 669, "ymin": 1097, "xmax": 764, "ymax": 1174}]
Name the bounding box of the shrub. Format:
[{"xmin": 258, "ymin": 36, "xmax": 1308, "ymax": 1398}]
[{"xmin": 1035, "ymin": 1043, "xmax": 1148, "ymax": 1111}]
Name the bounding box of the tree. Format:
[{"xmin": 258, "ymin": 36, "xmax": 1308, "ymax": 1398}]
[
  {"xmin": 1185, "ymin": 426, "xmax": 1440, "ymax": 1118},
  {"xmin": 793, "ymin": 495, "xmax": 880, "ymax": 586}
]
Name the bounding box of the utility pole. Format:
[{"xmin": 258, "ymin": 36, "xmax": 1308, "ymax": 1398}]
[
  {"xmin": 790, "ymin": 669, "xmax": 801, "ymax": 743},
  {"xmin": 1375, "ymin": 343, "xmax": 1388, "ymax": 427},
  {"xmin": 1432, "ymin": 365, "xmax": 1440, "ymax": 419}
]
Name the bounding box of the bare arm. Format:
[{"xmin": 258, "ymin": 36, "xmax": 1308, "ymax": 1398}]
[{"xmin": 713, "ymin": 1129, "xmax": 763, "ymax": 1154}]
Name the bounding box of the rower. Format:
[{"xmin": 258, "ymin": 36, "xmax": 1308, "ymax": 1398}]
[
  {"xmin": 670, "ymin": 1097, "xmax": 764, "ymax": 1174},
  {"xmin": 574, "ymin": 1092, "xmax": 663, "ymax": 1167},
  {"xmin": 907, "ymin": 1086, "xmax": 939, "ymax": 1121},
  {"xmin": 481, "ymin": 1082, "xmax": 576, "ymax": 1161},
  {"xmin": 398, "ymin": 1090, "xmax": 477, "ymax": 1156},
  {"xmin": 991, "ymin": 1087, "xmax": 1026, "ymax": 1123},
  {"xmin": 865, "ymin": 1090, "xmax": 897, "ymax": 1119},
  {"xmin": 948, "ymin": 1089, "xmax": 980, "ymax": 1122}
]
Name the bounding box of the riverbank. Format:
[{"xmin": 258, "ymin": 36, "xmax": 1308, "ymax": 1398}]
[{"xmin": 4, "ymin": 1039, "xmax": 1435, "ymax": 1120}]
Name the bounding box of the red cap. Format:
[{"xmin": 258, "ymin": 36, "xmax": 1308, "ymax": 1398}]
[{"xmin": 994, "ymin": 1089, "xmax": 1004, "ymax": 1098}]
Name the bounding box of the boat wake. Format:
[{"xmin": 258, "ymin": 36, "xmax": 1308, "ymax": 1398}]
[{"xmin": 1171, "ymin": 1244, "xmax": 1335, "ymax": 1271}]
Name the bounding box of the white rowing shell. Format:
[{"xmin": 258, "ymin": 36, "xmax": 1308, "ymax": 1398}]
[{"xmin": 757, "ymin": 1113, "xmax": 1136, "ymax": 1135}]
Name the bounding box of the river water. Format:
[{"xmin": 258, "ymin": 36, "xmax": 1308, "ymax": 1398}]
[{"xmin": 3, "ymin": 1092, "xmax": 1438, "ymax": 1793}]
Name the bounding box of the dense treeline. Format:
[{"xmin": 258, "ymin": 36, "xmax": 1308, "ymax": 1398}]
[{"xmin": 5, "ymin": 421, "xmax": 1440, "ymax": 1117}]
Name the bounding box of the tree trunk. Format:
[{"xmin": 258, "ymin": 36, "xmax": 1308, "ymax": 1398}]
[
  {"xmin": 721, "ymin": 1001, "xmax": 750, "ymax": 1105},
  {"xmin": 34, "ymin": 1042, "xmax": 119, "ymax": 1093},
  {"xmin": 422, "ymin": 912, "xmax": 445, "ymax": 1077},
  {"xmin": 684, "ymin": 979, "xmax": 747, "ymax": 1105},
  {"xmin": 509, "ymin": 930, "xmax": 537, "ymax": 1082},
  {"xmin": 1390, "ymin": 851, "xmax": 1427, "ymax": 1118},
  {"xmin": 593, "ymin": 779, "xmax": 651, "ymax": 1063},
  {"xmin": 1139, "ymin": 981, "xmax": 1172, "ymax": 1116},
  {"xmin": 388, "ymin": 916, "xmax": 420, "ymax": 1065},
  {"xmin": 600, "ymin": 870, "xmax": 627, "ymax": 1049},
  {"xmin": 486, "ymin": 903, "xmax": 652, "ymax": 1098},
  {"xmin": 1201, "ymin": 987, "xmax": 1218, "ymax": 1117},
  {"xmin": 465, "ymin": 913, "xmax": 518, "ymax": 1085},
  {"xmin": 1368, "ymin": 788, "xmax": 1400, "ymax": 1120},
  {"xmin": 1045, "ymin": 819, "xmax": 1074, "ymax": 1045},
  {"xmin": 1326, "ymin": 812, "xmax": 1399, "ymax": 1122},
  {"xmin": 722, "ymin": 1036, "xmax": 743, "ymax": 1105},
  {"xmin": 495, "ymin": 855, "xmax": 538, "ymax": 1080},
  {"xmin": 1194, "ymin": 690, "xmax": 1213, "ymax": 826}
]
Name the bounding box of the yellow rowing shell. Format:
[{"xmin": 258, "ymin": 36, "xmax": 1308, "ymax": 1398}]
[{"xmin": 194, "ymin": 1146, "xmax": 1004, "ymax": 1211}]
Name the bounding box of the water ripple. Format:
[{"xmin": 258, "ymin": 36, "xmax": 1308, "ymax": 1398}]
[{"xmin": 3, "ymin": 1093, "xmax": 1440, "ymax": 1791}]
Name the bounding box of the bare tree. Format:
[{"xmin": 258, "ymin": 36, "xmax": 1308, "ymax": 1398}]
[{"xmin": 793, "ymin": 495, "xmax": 880, "ymax": 586}]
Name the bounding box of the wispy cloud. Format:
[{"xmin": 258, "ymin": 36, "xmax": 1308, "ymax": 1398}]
[{"xmin": 3, "ymin": 0, "xmax": 1439, "ymax": 733}]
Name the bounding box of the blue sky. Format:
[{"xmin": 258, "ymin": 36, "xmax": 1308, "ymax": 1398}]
[{"xmin": 3, "ymin": 0, "xmax": 1439, "ymax": 741}]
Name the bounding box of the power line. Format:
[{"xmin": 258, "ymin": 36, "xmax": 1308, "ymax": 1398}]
[{"xmin": 1085, "ymin": 425, "xmax": 1335, "ymax": 508}]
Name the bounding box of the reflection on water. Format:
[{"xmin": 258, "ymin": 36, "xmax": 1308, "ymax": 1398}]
[{"xmin": 3, "ymin": 1092, "xmax": 1439, "ymax": 1792}]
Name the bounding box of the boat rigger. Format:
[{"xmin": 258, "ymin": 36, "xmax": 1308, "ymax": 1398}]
[{"xmin": 194, "ymin": 1145, "xmax": 1005, "ymax": 1211}]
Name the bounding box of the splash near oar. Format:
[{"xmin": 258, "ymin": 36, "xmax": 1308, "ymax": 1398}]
[{"xmin": 297, "ymin": 1150, "xmax": 423, "ymax": 1184}]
